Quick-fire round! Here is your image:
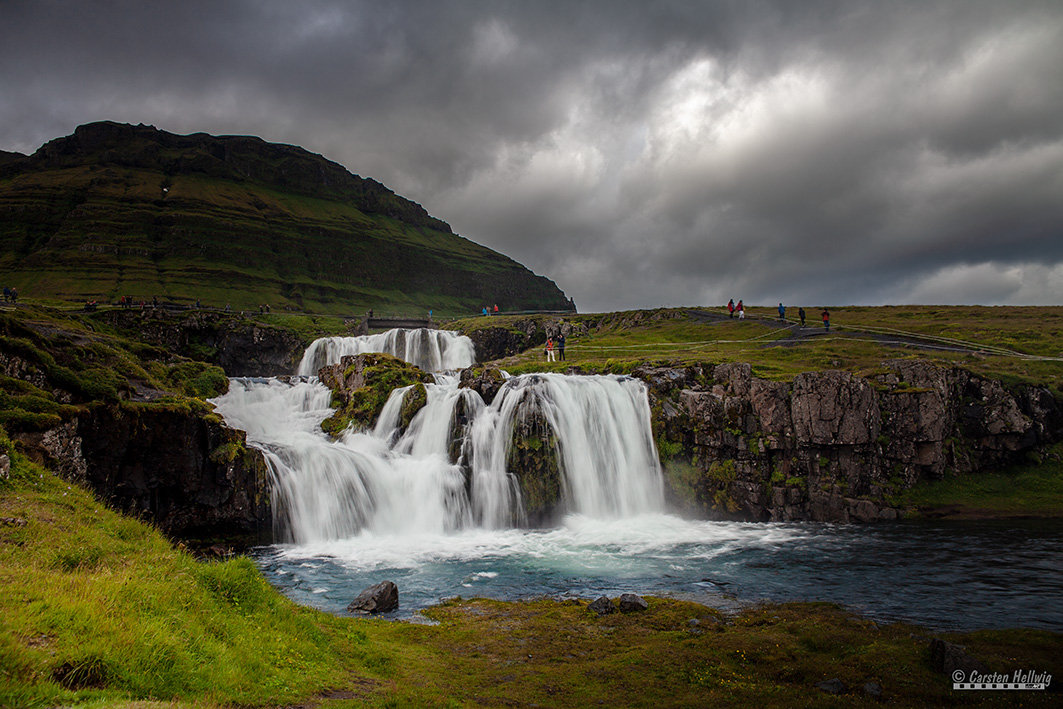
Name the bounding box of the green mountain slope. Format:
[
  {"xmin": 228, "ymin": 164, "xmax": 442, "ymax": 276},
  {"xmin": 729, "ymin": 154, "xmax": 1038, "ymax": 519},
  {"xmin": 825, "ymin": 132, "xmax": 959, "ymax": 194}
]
[{"xmin": 0, "ymin": 122, "xmax": 575, "ymax": 316}]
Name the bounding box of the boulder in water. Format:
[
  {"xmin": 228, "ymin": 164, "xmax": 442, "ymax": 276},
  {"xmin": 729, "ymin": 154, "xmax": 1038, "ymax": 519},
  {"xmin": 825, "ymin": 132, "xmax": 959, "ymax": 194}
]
[
  {"xmin": 347, "ymin": 580, "xmax": 399, "ymax": 614},
  {"xmin": 619, "ymin": 593, "xmax": 649, "ymax": 612}
]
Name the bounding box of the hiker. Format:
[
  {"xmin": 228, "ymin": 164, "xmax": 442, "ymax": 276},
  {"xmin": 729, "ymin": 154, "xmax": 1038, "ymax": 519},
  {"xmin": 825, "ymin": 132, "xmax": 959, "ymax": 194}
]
[
  {"xmin": 728, "ymin": 299, "xmax": 735, "ymax": 318},
  {"xmin": 494, "ymin": 304, "xmax": 499, "ymax": 314},
  {"xmin": 737, "ymin": 300, "xmax": 745, "ymax": 319},
  {"xmin": 799, "ymin": 307, "xmax": 806, "ymax": 327},
  {"xmin": 821, "ymin": 308, "xmax": 830, "ymax": 332},
  {"xmin": 545, "ymin": 338, "xmax": 556, "ymax": 362},
  {"xmin": 778, "ymin": 303, "xmax": 786, "ymax": 320},
  {"xmin": 557, "ymin": 333, "xmax": 566, "ymax": 361}
]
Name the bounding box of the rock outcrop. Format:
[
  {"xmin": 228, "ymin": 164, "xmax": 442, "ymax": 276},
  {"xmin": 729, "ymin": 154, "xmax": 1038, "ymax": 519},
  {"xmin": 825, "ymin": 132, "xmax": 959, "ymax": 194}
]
[
  {"xmin": 16, "ymin": 402, "xmax": 271, "ymax": 547},
  {"xmin": 317, "ymin": 353, "xmax": 432, "ymax": 435},
  {"xmin": 98, "ymin": 309, "xmax": 306, "ymax": 377},
  {"xmin": 645, "ymin": 359, "xmax": 1063, "ymax": 522},
  {"xmin": 347, "ymin": 580, "xmax": 399, "ymax": 614}
]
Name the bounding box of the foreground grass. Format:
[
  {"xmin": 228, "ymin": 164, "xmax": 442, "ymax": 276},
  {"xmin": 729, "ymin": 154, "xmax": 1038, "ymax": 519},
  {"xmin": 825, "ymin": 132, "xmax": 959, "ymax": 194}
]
[{"xmin": 3, "ymin": 438, "xmax": 1062, "ymax": 707}]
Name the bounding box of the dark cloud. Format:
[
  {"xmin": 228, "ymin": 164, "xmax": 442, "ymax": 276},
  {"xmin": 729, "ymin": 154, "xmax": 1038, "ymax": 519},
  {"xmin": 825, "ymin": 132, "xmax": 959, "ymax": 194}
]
[{"xmin": 2, "ymin": 0, "xmax": 1061, "ymax": 310}]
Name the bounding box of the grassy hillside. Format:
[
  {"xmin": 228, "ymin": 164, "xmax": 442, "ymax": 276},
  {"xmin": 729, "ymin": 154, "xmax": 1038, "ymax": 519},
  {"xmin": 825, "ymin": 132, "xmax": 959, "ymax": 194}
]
[{"xmin": 0, "ymin": 122, "xmax": 574, "ymax": 317}]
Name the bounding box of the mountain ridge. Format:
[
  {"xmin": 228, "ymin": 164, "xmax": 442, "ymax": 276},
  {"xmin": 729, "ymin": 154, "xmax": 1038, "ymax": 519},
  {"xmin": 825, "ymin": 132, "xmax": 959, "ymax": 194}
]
[{"xmin": 0, "ymin": 122, "xmax": 575, "ymax": 316}]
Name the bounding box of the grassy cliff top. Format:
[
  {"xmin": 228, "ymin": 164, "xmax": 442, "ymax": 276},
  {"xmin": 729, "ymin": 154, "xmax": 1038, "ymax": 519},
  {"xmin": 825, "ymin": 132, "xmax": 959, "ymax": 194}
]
[{"xmin": 451, "ymin": 304, "xmax": 1063, "ymax": 392}]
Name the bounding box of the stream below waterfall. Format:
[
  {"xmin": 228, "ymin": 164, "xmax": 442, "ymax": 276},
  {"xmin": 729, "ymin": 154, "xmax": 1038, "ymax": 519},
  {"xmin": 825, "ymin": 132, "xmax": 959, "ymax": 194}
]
[{"xmin": 211, "ymin": 329, "xmax": 1063, "ymax": 632}]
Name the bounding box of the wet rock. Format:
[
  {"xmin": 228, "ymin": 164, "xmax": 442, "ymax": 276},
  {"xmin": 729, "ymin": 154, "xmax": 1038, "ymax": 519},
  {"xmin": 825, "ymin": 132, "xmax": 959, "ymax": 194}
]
[
  {"xmin": 347, "ymin": 580, "xmax": 399, "ymax": 614},
  {"xmin": 506, "ymin": 386, "xmax": 562, "ymax": 526},
  {"xmin": 587, "ymin": 596, "xmax": 616, "ymax": 616},
  {"xmin": 400, "ymin": 382, "xmax": 428, "ymax": 430},
  {"xmin": 618, "ymin": 593, "xmax": 648, "ymax": 612},
  {"xmin": 458, "ymin": 367, "xmax": 506, "ymax": 406}
]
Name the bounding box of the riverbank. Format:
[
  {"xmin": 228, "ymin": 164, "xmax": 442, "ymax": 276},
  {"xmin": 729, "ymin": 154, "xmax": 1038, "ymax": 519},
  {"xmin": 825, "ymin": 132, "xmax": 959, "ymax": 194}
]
[{"xmin": 3, "ymin": 447, "xmax": 1061, "ymax": 707}]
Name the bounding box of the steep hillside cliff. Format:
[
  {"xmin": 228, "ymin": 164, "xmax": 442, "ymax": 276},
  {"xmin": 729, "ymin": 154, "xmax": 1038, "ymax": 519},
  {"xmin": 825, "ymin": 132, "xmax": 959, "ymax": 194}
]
[{"xmin": 0, "ymin": 121, "xmax": 575, "ymax": 316}]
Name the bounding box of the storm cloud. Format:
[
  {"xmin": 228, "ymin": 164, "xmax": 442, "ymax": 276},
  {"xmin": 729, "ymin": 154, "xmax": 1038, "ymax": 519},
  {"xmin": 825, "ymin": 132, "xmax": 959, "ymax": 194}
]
[{"xmin": 3, "ymin": 0, "xmax": 1061, "ymax": 311}]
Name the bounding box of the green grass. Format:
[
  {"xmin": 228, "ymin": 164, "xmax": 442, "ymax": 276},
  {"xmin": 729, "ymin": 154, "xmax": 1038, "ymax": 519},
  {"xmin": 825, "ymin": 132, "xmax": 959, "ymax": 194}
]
[
  {"xmin": 452, "ymin": 306, "xmax": 1063, "ymax": 392},
  {"xmin": 895, "ymin": 444, "xmax": 1063, "ymax": 518}
]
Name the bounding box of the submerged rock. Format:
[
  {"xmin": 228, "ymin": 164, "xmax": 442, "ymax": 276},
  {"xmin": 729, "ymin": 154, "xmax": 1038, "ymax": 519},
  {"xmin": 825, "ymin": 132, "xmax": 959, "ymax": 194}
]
[{"xmin": 347, "ymin": 580, "xmax": 399, "ymax": 614}]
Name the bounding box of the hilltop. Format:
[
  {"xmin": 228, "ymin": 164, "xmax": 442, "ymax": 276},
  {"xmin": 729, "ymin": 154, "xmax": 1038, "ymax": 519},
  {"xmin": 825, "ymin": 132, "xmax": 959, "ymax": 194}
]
[{"xmin": 0, "ymin": 122, "xmax": 575, "ymax": 316}]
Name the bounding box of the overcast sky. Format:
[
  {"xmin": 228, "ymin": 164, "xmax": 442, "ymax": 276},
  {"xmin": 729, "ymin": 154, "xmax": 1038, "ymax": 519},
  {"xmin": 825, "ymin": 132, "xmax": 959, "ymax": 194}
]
[{"xmin": 3, "ymin": 1, "xmax": 1062, "ymax": 311}]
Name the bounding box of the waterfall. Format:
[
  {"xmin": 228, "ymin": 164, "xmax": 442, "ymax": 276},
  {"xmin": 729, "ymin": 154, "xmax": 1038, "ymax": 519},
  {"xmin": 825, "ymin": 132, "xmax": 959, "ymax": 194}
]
[
  {"xmin": 297, "ymin": 329, "xmax": 476, "ymax": 375},
  {"xmin": 212, "ymin": 368, "xmax": 665, "ymax": 544}
]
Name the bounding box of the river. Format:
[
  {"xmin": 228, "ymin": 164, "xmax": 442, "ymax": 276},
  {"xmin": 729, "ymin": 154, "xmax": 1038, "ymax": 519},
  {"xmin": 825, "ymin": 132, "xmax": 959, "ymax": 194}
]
[{"xmin": 210, "ymin": 329, "xmax": 1063, "ymax": 632}]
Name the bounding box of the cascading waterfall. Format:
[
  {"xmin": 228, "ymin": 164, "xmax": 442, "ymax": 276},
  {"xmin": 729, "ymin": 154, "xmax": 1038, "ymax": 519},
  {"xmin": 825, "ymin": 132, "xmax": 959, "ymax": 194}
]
[
  {"xmin": 211, "ymin": 344, "xmax": 664, "ymax": 544},
  {"xmin": 213, "ymin": 331, "xmax": 1063, "ymax": 630},
  {"xmin": 297, "ymin": 329, "xmax": 476, "ymax": 375}
]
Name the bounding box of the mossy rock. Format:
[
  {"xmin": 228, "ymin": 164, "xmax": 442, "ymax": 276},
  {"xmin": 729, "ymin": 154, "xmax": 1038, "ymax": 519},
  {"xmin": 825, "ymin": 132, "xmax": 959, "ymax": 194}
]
[
  {"xmin": 320, "ymin": 353, "xmax": 432, "ymax": 435},
  {"xmin": 400, "ymin": 382, "xmax": 428, "ymax": 430},
  {"xmin": 506, "ymin": 394, "xmax": 563, "ymax": 526}
]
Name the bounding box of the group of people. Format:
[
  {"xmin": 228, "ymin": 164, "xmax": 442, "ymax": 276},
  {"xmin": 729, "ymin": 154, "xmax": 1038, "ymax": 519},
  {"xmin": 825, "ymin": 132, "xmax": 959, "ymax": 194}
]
[
  {"xmin": 729, "ymin": 300, "xmax": 831, "ymax": 332},
  {"xmin": 481, "ymin": 304, "xmax": 500, "ymax": 316},
  {"xmin": 1, "ymin": 287, "xmax": 18, "ymax": 303},
  {"xmin": 545, "ymin": 332, "xmax": 566, "ymax": 361},
  {"xmin": 727, "ymin": 299, "xmax": 746, "ymax": 319}
]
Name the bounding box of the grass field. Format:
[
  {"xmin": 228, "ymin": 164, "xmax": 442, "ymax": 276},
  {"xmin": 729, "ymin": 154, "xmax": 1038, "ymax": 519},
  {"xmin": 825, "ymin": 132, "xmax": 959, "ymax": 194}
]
[{"xmin": 452, "ymin": 305, "xmax": 1063, "ymax": 393}]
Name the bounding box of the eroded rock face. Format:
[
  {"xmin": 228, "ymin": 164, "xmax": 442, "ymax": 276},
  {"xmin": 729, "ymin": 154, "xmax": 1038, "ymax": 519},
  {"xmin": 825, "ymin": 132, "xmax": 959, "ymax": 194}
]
[
  {"xmin": 16, "ymin": 404, "xmax": 271, "ymax": 547},
  {"xmin": 641, "ymin": 359, "xmax": 1063, "ymax": 523},
  {"xmin": 792, "ymin": 371, "xmax": 880, "ymax": 446},
  {"xmin": 98, "ymin": 309, "xmax": 305, "ymax": 377}
]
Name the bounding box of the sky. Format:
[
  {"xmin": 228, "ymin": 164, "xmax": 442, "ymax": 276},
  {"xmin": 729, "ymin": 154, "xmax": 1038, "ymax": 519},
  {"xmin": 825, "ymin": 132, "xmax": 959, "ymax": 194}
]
[{"xmin": 2, "ymin": 1, "xmax": 1062, "ymax": 312}]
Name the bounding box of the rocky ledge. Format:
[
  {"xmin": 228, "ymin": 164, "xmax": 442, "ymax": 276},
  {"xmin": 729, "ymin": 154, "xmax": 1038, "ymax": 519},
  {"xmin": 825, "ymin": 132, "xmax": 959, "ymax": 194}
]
[{"xmin": 641, "ymin": 359, "xmax": 1063, "ymax": 522}]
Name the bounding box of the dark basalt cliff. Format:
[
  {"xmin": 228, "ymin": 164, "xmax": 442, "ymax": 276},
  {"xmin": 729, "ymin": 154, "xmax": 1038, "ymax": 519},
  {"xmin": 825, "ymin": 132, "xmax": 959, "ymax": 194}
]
[
  {"xmin": 313, "ymin": 355, "xmax": 1063, "ymax": 526},
  {"xmin": 15, "ymin": 406, "xmax": 271, "ymax": 548},
  {"xmin": 641, "ymin": 360, "xmax": 1063, "ymax": 522},
  {"xmin": 99, "ymin": 308, "xmax": 306, "ymax": 377}
]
